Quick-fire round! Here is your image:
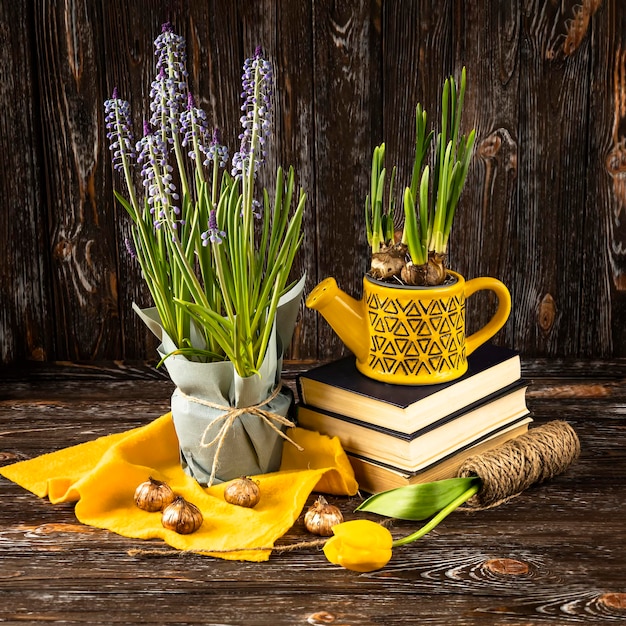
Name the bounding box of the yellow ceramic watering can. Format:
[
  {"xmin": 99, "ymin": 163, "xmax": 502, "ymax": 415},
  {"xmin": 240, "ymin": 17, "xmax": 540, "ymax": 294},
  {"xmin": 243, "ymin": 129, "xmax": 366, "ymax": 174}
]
[{"xmin": 306, "ymin": 271, "xmax": 511, "ymax": 385}]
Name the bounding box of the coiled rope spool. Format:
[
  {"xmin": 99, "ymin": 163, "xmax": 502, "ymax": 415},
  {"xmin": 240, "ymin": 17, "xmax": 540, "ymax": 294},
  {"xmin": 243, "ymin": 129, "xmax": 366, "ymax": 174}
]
[{"xmin": 457, "ymin": 420, "xmax": 581, "ymax": 509}]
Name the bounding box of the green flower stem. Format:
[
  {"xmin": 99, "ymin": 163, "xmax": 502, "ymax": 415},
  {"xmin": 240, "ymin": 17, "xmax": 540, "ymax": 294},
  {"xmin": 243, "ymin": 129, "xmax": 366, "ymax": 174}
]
[
  {"xmin": 115, "ymin": 113, "xmax": 141, "ymax": 218},
  {"xmin": 191, "ymin": 126, "xmax": 206, "ymax": 187},
  {"xmin": 212, "ymin": 232, "xmax": 237, "ymax": 322},
  {"xmin": 113, "ymin": 111, "xmax": 180, "ymax": 337},
  {"xmin": 391, "ymin": 483, "xmax": 480, "ymax": 547},
  {"xmin": 167, "ymin": 47, "xmax": 191, "ymax": 201},
  {"xmin": 172, "ymin": 135, "xmax": 190, "ymax": 200},
  {"xmin": 211, "ymin": 154, "xmax": 220, "ymax": 210},
  {"xmin": 130, "ymin": 226, "xmax": 176, "ymax": 335},
  {"xmin": 253, "ymin": 199, "xmax": 304, "ymax": 371},
  {"xmin": 192, "ymin": 181, "xmax": 211, "ymax": 291},
  {"xmin": 146, "ymin": 144, "xmax": 209, "ymax": 326},
  {"xmin": 240, "ymin": 61, "xmax": 263, "ymax": 285}
]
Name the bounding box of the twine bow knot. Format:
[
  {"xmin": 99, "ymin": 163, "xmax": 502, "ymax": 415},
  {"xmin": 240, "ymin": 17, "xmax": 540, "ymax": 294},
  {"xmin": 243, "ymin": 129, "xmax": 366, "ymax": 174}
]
[{"xmin": 177, "ymin": 384, "xmax": 303, "ymax": 486}]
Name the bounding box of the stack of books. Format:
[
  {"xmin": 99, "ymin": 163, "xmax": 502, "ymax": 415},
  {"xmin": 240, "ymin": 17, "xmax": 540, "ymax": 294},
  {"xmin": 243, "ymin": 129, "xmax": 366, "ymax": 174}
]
[{"xmin": 296, "ymin": 344, "xmax": 531, "ymax": 493}]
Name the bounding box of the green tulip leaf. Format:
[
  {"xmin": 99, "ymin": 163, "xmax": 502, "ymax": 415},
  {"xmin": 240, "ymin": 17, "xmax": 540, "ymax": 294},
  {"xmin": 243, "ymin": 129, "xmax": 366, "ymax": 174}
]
[{"xmin": 356, "ymin": 476, "xmax": 481, "ymax": 521}]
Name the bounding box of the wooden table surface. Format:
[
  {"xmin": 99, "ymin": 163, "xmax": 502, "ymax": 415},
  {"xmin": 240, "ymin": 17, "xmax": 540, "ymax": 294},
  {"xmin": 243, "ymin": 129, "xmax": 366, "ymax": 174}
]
[{"xmin": 1, "ymin": 358, "xmax": 626, "ymax": 625}]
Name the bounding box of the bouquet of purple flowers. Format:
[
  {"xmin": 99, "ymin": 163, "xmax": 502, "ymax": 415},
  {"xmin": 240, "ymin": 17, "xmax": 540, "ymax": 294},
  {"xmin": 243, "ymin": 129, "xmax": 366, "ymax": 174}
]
[{"xmin": 104, "ymin": 24, "xmax": 306, "ymax": 485}]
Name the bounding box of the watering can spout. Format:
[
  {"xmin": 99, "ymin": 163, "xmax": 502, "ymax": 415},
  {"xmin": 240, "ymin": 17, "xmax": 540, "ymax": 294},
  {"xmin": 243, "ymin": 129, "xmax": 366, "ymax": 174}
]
[{"xmin": 305, "ymin": 277, "xmax": 369, "ymax": 362}]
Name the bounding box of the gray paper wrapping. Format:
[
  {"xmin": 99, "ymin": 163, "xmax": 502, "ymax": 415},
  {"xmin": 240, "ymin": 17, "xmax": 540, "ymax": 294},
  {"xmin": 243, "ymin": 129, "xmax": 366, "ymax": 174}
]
[{"xmin": 134, "ymin": 275, "xmax": 306, "ymax": 485}]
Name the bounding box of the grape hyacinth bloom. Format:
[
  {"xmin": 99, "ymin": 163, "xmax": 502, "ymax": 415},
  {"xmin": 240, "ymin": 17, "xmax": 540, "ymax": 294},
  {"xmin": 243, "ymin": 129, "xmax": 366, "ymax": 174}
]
[
  {"xmin": 181, "ymin": 93, "xmax": 209, "ymax": 161},
  {"xmin": 150, "ymin": 66, "xmax": 183, "ymax": 145},
  {"xmin": 232, "ymin": 46, "xmax": 273, "ymax": 179},
  {"xmin": 231, "ymin": 141, "xmax": 249, "ymax": 179},
  {"xmin": 124, "ymin": 236, "xmax": 137, "ymax": 260},
  {"xmin": 150, "ymin": 23, "xmax": 188, "ymax": 144},
  {"xmin": 203, "ymin": 128, "xmax": 229, "ymax": 170},
  {"xmin": 201, "ymin": 209, "xmax": 225, "ymax": 245},
  {"xmin": 155, "ymin": 22, "xmax": 188, "ymax": 83},
  {"xmin": 104, "ymin": 87, "xmax": 135, "ymax": 173},
  {"xmin": 136, "ymin": 121, "xmax": 181, "ymax": 231}
]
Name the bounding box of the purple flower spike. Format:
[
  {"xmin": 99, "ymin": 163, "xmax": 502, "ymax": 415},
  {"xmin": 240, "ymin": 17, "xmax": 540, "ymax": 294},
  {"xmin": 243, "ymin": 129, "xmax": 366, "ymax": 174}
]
[
  {"xmin": 154, "ymin": 23, "xmax": 188, "ymax": 84},
  {"xmin": 180, "ymin": 93, "xmax": 209, "ymax": 160},
  {"xmin": 124, "ymin": 237, "xmax": 137, "ymax": 260},
  {"xmin": 200, "ymin": 209, "xmax": 226, "ymax": 245},
  {"xmin": 151, "ymin": 24, "xmax": 189, "ymax": 142},
  {"xmin": 232, "ymin": 48, "xmax": 273, "ymax": 179},
  {"xmin": 204, "ymin": 126, "xmax": 229, "ymax": 170},
  {"xmin": 104, "ymin": 88, "xmax": 136, "ymax": 172},
  {"xmin": 136, "ymin": 120, "xmax": 180, "ymax": 228}
]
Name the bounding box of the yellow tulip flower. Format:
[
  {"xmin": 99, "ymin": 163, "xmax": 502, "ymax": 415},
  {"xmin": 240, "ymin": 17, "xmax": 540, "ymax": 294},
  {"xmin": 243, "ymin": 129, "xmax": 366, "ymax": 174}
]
[{"xmin": 323, "ymin": 520, "xmax": 393, "ymax": 572}]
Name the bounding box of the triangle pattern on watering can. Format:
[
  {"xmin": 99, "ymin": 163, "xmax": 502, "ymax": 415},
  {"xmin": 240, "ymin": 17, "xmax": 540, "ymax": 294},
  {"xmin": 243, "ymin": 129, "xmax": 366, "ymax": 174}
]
[{"xmin": 367, "ymin": 290, "xmax": 466, "ymax": 377}]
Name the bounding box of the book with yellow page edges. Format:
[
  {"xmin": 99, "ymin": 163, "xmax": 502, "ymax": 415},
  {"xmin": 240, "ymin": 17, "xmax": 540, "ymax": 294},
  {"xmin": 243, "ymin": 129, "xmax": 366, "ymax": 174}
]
[
  {"xmin": 297, "ymin": 379, "xmax": 531, "ymax": 470},
  {"xmin": 346, "ymin": 417, "xmax": 532, "ymax": 493},
  {"xmin": 296, "ymin": 343, "xmax": 530, "ymax": 493}
]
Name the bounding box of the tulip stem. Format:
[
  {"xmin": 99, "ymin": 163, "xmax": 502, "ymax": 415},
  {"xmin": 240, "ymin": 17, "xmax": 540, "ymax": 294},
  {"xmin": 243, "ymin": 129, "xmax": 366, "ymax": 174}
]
[{"xmin": 391, "ymin": 483, "xmax": 480, "ymax": 547}]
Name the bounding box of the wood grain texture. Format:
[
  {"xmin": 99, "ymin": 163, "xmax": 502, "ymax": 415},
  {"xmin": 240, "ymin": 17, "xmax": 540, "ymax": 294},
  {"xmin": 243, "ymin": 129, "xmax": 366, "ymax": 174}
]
[
  {"xmin": 34, "ymin": 1, "xmax": 122, "ymax": 360},
  {"xmin": 515, "ymin": 0, "xmax": 593, "ymax": 357},
  {"xmin": 584, "ymin": 0, "xmax": 626, "ymax": 357},
  {"xmin": 451, "ymin": 0, "xmax": 520, "ymax": 348},
  {"xmin": 381, "ymin": 0, "xmax": 454, "ymax": 214},
  {"xmin": 1, "ymin": 361, "xmax": 626, "ymax": 624},
  {"xmin": 0, "ymin": 1, "xmax": 53, "ymax": 363},
  {"xmin": 1, "ymin": 1, "xmax": 626, "ymax": 365},
  {"xmin": 312, "ymin": 0, "xmax": 383, "ymax": 359}
]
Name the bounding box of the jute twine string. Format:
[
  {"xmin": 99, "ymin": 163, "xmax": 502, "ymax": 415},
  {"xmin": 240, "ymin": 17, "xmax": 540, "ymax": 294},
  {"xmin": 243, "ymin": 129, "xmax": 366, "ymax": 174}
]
[
  {"xmin": 126, "ymin": 521, "xmax": 397, "ymax": 558},
  {"xmin": 128, "ymin": 422, "xmax": 580, "ymax": 558},
  {"xmin": 177, "ymin": 383, "xmax": 303, "ymax": 487},
  {"xmin": 457, "ymin": 420, "xmax": 581, "ymax": 510}
]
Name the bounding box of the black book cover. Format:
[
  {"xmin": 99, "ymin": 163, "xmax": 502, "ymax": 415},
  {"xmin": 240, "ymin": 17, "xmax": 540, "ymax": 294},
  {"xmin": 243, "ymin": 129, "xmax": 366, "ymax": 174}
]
[
  {"xmin": 297, "ymin": 379, "xmax": 529, "ymax": 441},
  {"xmin": 297, "ymin": 343, "xmax": 520, "ymax": 409}
]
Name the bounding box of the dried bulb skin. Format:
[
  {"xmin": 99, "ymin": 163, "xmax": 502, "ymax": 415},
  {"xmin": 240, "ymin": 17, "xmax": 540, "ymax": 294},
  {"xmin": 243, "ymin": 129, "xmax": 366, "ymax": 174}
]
[
  {"xmin": 223, "ymin": 476, "xmax": 261, "ymax": 508},
  {"xmin": 425, "ymin": 252, "xmax": 446, "ymax": 286},
  {"xmin": 304, "ymin": 495, "xmax": 344, "ymax": 536},
  {"xmin": 161, "ymin": 496, "xmax": 203, "ymax": 534},
  {"xmin": 370, "ymin": 243, "xmax": 408, "ymax": 280},
  {"xmin": 134, "ymin": 476, "xmax": 175, "ymax": 512}
]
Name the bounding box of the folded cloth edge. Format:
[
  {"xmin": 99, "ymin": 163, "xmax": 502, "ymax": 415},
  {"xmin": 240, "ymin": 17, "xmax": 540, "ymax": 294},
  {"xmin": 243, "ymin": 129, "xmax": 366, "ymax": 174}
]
[{"xmin": 0, "ymin": 413, "xmax": 358, "ymax": 562}]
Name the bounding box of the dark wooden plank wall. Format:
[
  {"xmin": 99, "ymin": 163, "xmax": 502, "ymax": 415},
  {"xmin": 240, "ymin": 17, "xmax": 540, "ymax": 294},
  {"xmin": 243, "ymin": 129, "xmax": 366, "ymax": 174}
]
[{"xmin": 1, "ymin": 0, "xmax": 625, "ymax": 366}]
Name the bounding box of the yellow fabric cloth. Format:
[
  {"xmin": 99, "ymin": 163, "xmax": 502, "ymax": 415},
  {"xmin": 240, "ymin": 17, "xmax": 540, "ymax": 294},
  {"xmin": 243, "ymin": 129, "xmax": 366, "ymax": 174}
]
[{"xmin": 0, "ymin": 413, "xmax": 358, "ymax": 561}]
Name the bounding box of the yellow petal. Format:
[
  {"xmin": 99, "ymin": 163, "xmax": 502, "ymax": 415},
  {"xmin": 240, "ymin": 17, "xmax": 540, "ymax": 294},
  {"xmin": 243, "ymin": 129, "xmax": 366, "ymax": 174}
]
[
  {"xmin": 331, "ymin": 519, "xmax": 393, "ymax": 549},
  {"xmin": 336, "ymin": 544, "xmax": 392, "ymax": 572},
  {"xmin": 323, "ymin": 521, "xmax": 393, "ymax": 572},
  {"xmin": 322, "ymin": 535, "xmax": 342, "ymax": 565}
]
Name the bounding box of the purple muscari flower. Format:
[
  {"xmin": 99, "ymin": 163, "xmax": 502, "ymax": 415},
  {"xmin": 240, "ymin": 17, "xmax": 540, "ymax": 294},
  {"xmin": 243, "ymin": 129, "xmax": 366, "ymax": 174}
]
[
  {"xmin": 136, "ymin": 121, "xmax": 181, "ymax": 229},
  {"xmin": 154, "ymin": 23, "xmax": 188, "ymax": 82},
  {"xmin": 232, "ymin": 47, "xmax": 273, "ymax": 179},
  {"xmin": 150, "ymin": 24, "xmax": 188, "ymax": 142},
  {"xmin": 231, "ymin": 141, "xmax": 248, "ymax": 178},
  {"xmin": 104, "ymin": 87, "xmax": 136, "ymax": 172},
  {"xmin": 200, "ymin": 209, "xmax": 226, "ymax": 245},
  {"xmin": 149, "ymin": 66, "xmax": 185, "ymax": 144},
  {"xmin": 124, "ymin": 237, "xmax": 137, "ymax": 260},
  {"xmin": 203, "ymin": 127, "xmax": 229, "ymax": 169},
  {"xmin": 180, "ymin": 93, "xmax": 209, "ymax": 160}
]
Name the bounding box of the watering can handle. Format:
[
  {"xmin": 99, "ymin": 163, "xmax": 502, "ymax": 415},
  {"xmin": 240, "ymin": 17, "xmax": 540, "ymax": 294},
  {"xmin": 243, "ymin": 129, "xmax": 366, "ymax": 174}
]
[{"xmin": 464, "ymin": 277, "xmax": 512, "ymax": 356}]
